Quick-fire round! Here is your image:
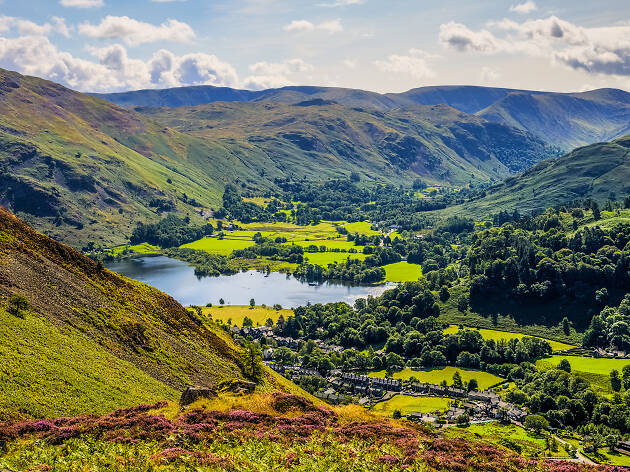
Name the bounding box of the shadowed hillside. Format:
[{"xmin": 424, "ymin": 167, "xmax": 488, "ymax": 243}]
[{"xmin": 0, "ymin": 207, "xmax": 302, "ymax": 418}]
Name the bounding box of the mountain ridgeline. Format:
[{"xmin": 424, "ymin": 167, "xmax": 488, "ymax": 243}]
[
  {"xmin": 94, "ymin": 83, "xmax": 630, "ymax": 151},
  {"xmin": 0, "ymin": 68, "xmax": 560, "ymax": 246}
]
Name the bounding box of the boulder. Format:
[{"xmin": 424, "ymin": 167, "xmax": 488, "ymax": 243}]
[
  {"xmin": 179, "ymin": 386, "xmax": 217, "ymax": 406},
  {"xmin": 219, "ymin": 379, "xmax": 256, "ymax": 394}
]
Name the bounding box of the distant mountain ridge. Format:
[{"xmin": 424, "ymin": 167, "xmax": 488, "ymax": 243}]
[
  {"xmin": 92, "ymin": 84, "xmax": 630, "ymax": 151},
  {"xmin": 0, "ymin": 68, "xmax": 555, "ymax": 246}
]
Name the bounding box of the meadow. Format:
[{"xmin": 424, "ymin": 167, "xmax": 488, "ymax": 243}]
[
  {"xmin": 371, "ymin": 395, "xmax": 452, "ymax": 416},
  {"xmin": 446, "ymin": 422, "xmax": 571, "ymax": 459},
  {"xmin": 303, "ymin": 251, "xmax": 366, "ymax": 266},
  {"xmin": 382, "ymin": 261, "xmax": 423, "ymax": 283},
  {"xmin": 536, "ymin": 355, "xmax": 630, "ymax": 393},
  {"xmin": 368, "ymin": 367, "xmax": 504, "ymax": 390},
  {"xmin": 202, "ymin": 305, "xmax": 293, "ymax": 327},
  {"xmin": 443, "ymin": 325, "xmax": 575, "ymax": 352}
]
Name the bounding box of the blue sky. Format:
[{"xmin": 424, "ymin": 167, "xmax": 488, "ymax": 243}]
[{"xmin": 1, "ymin": 0, "xmax": 629, "ymax": 93}]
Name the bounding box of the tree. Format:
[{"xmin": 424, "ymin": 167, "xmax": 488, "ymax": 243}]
[
  {"xmin": 350, "ymin": 172, "xmax": 361, "ymax": 182},
  {"xmin": 558, "ymin": 359, "xmax": 572, "ymax": 373},
  {"xmin": 243, "ymin": 316, "xmax": 253, "ymax": 327},
  {"xmin": 452, "ymin": 371, "xmax": 463, "ymax": 388},
  {"xmin": 524, "ymin": 414, "xmax": 549, "ymax": 434},
  {"xmin": 592, "ymin": 201, "xmax": 601, "ymax": 221},
  {"xmin": 242, "ymin": 343, "xmax": 263, "ymax": 381},
  {"xmin": 622, "ymin": 365, "xmax": 630, "ymax": 390},
  {"xmin": 265, "ymin": 317, "xmax": 274, "ymax": 327},
  {"xmin": 467, "ymin": 378, "xmax": 479, "ymax": 392},
  {"xmin": 219, "ymin": 298, "xmax": 225, "ymax": 305},
  {"xmin": 610, "ymin": 369, "xmax": 622, "ymax": 392},
  {"xmin": 439, "ymin": 286, "xmax": 450, "ymax": 302},
  {"xmin": 562, "ymin": 317, "xmax": 571, "ymax": 336},
  {"xmin": 7, "ymin": 294, "xmax": 29, "ymax": 318},
  {"xmin": 456, "ymin": 413, "xmax": 470, "ymax": 426},
  {"xmin": 392, "ymin": 409, "xmax": 402, "ymax": 419},
  {"xmin": 249, "ymin": 298, "xmax": 256, "ymax": 308},
  {"xmin": 457, "ymin": 296, "xmax": 469, "ymax": 313}
]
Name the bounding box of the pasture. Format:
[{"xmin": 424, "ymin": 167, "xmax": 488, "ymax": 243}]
[
  {"xmin": 368, "ymin": 367, "xmax": 504, "ymax": 390},
  {"xmin": 371, "ymin": 395, "xmax": 452, "ymax": 416},
  {"xmin": 202, "ymin": 305, "xmax": 293, "ymax": 327},
  {"xmin": 536, "ymin": 355, "xmax": 630, "ymax": 376},
  {"xmin": 180, "ymin": 237, "xmax": 255, "ymax": 255},
  {"xmin": 443, "ymin": 325, "xmax": 575, "ymax": 352},
  {"xmin": 382, "ymin": 261, "xmax": 422, "ymax": 283},
  {"xmin": 303, "ymin": 252, "xmax": 366, "ymax": 266}
]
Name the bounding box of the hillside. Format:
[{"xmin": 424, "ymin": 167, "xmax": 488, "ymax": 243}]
[
  {"xmin": 443, "ymin": 135, "xmax": 630, "ymax": 218},
  {"xmin": 0, "ymin": 69, "xmax": 558, "ymax": 247},
  {"xmin": 0, "ymin": 207, "xmax": 301, "ymax": 419},
  {"xmin": 96, "ymin": 83, "xmax": 630, "ymax": 152},
  {"xmin": 139, "ymin": 100, "xmax": 555, "ymax": 183},
  {"xmin": 479, "ymin": 89, "xmax": 630, "ymax": 150}
]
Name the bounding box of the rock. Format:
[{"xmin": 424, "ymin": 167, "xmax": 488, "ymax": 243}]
[
  {"xmin": 219, "ymin": 379, "xmax": 256, "ymax": 394},
  {"xmin": 179, "ymin": 386, "xmax": 217, "ymax": 406}
]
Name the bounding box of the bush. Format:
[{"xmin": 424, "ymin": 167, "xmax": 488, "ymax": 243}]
[{"xmin": 7, "ymin": 294, "xmax": 29, "ymax": 318}]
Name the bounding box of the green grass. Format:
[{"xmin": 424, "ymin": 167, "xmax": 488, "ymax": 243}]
[
  {"xmin": 536, "ymin": 355, "xmax": 630, "ymax": 376},
  {"xmin": 202, "ymin": 305, "xmax": 293, "ymax": 327},
  {"xmin": 0, "ymin": 308, "xmax": 177, "ymax": 419},
  {"xmin": 382, "ymin": 261, "xmax": 422, "ymax": 283},
  {"xmin": 111, "ymin": 242, "xmax": 161, "ymax": 256},
  {"xmin": 536, "ymin": 355, "xmax": 630, "ymax": 394},
  {"xmin": 371, "ymin": 394, "xmax": 452, "ymax": 416},
  {"xmin": 343, "ymin": 222, "xmax": 381, "ymax": 236},
  {"xmin": 446, "ymin": 421, "xmax": 570, "ymax": 458},
  {"xmin": 368, "ymin": 367, "xmax": 504, "ymax": 390},
  {"xmin": 303, "ymin": 252, "xmax": 366, "ymax": 265},
  {"xmin": 180, "ymin": 236, "xmax": 255, "ymax": 255},
  {"xmin": 443, "ymin": 325, "xmax": 575, "ymax": 352},
  {"xmin": 582, "ymin": 449, "xmax": 630, "ymax": 467},
  {"xmin": 289, "ymin": 240, "xmax": 361, "ymax": 250}
]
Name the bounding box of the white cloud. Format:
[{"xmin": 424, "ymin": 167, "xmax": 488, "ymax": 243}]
[
  {"xmin": 374, "ymin": 49, "xmax": 436, "ymax": 79},
  {"xmin": 283, "ymin": 18, "xmax": 343, "ymax": 33},
  {"xmin": 439, "ymin": 15, "xmax": 630, "ymax": 77},
  {"xmin": 317, "ymin": 0, "xmax": 363, "ymax": 7},
  {"xmin": 480, "ymin": 66, "xmax": 500, "ymax": 82},
  {"xmin": 59, "ymin": 0, "xmax": 103, "ymax": 8},
  {"xmin": 509, "ymin": 1, "xmax": 537, "ymax": 14},
  {"xmin": 0, "ymin": 15, "xmax": 71, "ymax": 38},
  {"xmin": 243, "ymin": 58, "xmax": 313, "ymax": 90},
  {"xmin": 343, "ymin": 59, "xmax": 358, "ymax": 69},
  {"xmin": 78, "ymin": 16, "xmax": 195, "ymax": 46},
  {"xmin": 0, "ymin": 35, "xmax": 238, "ymax": 92}
]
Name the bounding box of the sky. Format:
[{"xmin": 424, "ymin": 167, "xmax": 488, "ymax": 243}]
[{"xmin": 1, "ymin": 0, "xmax": 630, "ymax": 93}]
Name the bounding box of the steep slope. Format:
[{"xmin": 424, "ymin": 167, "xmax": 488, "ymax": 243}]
[
  {"xmin": 0, "ymin": 207, "xmax": 298, "ymax": 418},
  {"xmin": 479, "ymin": 88, "xmax": 630, "ymax": 150},
  {"xmin": 139, "ymin": 101, "xmax": 556, "ymax": 184},
  {"xmin": 444, "ymin": 135, "xmax": 630, "ymax": 218}
]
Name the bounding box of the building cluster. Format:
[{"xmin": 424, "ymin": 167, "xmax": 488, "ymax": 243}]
[{"xmin": 593, "ymin": 348, "xmax": 630, "ymax": 359}]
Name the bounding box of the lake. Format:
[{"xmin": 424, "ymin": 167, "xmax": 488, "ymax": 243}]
[{"xmin": 106, "ymin": 256, "xmax": 396, "ymax": 308}]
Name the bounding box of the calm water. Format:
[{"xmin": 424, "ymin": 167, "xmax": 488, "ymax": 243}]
[{"xmin": 106, "ymin": 256, "xmax": 395, "ymax": 308}]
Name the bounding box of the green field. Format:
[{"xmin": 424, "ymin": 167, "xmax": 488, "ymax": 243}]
[
  {"xmin": 180, "ymin": 236, "xmax": 256, "ymax": 255},
  {"xmin": 303, "ymin": 252, "xmax": 366, "ymax": 266},
  {"xmin": 343, "ymin": 222, "xmax": 380, "ymax": 236},
  {"xmin": 582, "ymin": 449, "xmax": 630, "ymax": 467},
  {"xmin": 368, "ymin": 367, "xmax": 504, "ymax": 390},
  {"xmin": 111, "ymin": 242, "xmax": 160, "ymax": 256},
  {"xmin": 444, "ymin": 325, "xmax": 575, "ymax": 352},
  {"xmin": 290, "ymin": 240, "xmax": 361, "ymax": 251},
  {"xmin": 536, "ymin": 355, "xmax": 630, "ymax": 394},
  {"xmin": 202, "ymin": 305, "xmax": 293, "ymax": 327},
  {"xmin": 382, "ymin": 261, "xmax": 422, "ymax": 283},
  {"xmin": 536, "ymin": 355, "xmax": 630, "ymax": 376},
  {"xmin": 446, "ymin": 422, "xmax": 570, "ymax": 459},
  {"xmin": 371, "ymin": 395, "xmax": 452, "ymax": 416}
]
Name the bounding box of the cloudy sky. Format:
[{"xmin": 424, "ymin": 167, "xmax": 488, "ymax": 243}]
[{"xmin": 1, "ymin": 0, "xmax": 629, "ymax": 93}]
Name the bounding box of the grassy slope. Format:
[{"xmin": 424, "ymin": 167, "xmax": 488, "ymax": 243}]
[
  {"xmin": 203, "ymin": 305, "xmax": 293, "ymax": 327},
  {"xmin": 0, "ymin": 207, "xmax": 306, "ymax": 418},
  {"xmin": 444, "ymin": 325, "xmax": 575, "ymax": 352},
  {"xmin": 371, "ymin": 395, "xmax": 452, "ymax": 416},
  {"xmin": 368, "ymin": 367, "xmax": 504, "ymax": 390},
  {"xmin": 441, "ymin": 135, "xmax": 630, "ymax": 218}
]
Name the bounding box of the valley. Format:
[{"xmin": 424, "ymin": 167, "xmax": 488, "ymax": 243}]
[{"xmin": 3, "ymin": 66, "xmax": 630, "ymax": 471}]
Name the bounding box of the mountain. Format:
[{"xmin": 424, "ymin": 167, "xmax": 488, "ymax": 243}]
[
  {"xmin": 444, "ymin": 135, "xmax": 630, "ymax": 218},
  {"xmin": 138, "ymin": 100, "xmax": 556, "ymax": 181},
  {"xmin": 0, "ymin": 206, "xmax": 302, "ymax": 419},
  {"xmin": 478, "ymin": 88, "xmax": 630, "ymax": 150},
  {"xmin": 95, "ymin": 84, "xmax": 630, "ymax": 152},
  {"xmin": 0, "ymin": 68, "xmax": 557, "ymax": 246}
]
